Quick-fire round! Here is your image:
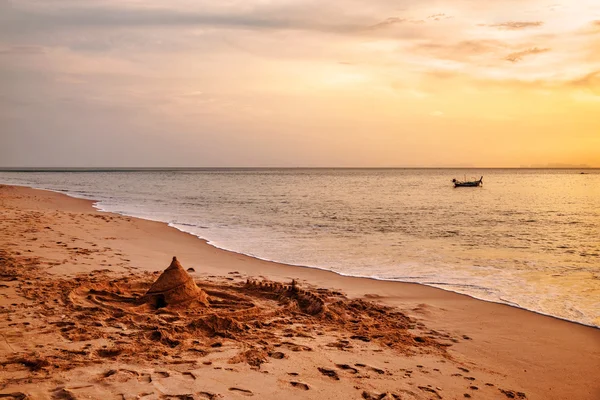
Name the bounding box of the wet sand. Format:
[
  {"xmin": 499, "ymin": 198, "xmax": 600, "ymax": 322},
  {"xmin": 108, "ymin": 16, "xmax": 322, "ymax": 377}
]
[{"xmin": 0, "ymin": 184, "xmax": 599, "ymax": 399}]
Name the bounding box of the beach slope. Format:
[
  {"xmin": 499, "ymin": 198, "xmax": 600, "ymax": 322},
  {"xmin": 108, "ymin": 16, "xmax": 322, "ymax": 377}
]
[{"xmin": 0, "ymin": 185, "xmax": 598, "ymax": 399}]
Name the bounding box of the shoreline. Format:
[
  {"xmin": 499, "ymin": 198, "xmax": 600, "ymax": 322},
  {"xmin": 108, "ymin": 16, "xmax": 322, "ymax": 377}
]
[
  {"xmin": 1, "ymin": 184, "xmax": 600, "ymax": 399},
  {"xmin": 171, "ymin": 223, "xmax": 599, "ymax": 331},
  {"xmin": 6, "ymin": 181, "xmax": 599, "ymax": 330}
]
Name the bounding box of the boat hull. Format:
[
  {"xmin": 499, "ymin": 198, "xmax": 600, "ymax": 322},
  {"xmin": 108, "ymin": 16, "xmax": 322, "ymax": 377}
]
[
  {"xmin": 452, "ymin": 176, "xmax": 483, "ymax": 188},
  {"xmin": 454, "ymin": 182, "xmax": 482, "ymax": 187}
]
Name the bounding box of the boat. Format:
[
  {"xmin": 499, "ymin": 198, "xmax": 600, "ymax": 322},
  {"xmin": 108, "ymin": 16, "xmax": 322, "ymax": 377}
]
[{"xmin": 452, "ymin": 176, "xmax": 483, "ymax": 187}]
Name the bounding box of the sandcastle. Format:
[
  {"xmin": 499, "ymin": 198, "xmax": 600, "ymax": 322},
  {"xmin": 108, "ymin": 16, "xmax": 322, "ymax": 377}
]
[
  {"xmin": 244, "ymin": 278, "xmax": 325, "ymax": 315},
  {"xmin": 142, "ymin": 256, "xmax": 209, "ymax": 308}
]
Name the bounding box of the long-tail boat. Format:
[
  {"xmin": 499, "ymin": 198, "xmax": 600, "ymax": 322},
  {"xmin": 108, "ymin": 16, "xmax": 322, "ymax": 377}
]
[{"xmin": 452, "ymin": 176, "xmax": 483, "ymax": 187}]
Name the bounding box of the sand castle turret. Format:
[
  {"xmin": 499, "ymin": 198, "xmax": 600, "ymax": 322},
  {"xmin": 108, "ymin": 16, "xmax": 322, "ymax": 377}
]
[{"xmin": 143, "ymin": 257, "xmax": 209, "ymax": 308}]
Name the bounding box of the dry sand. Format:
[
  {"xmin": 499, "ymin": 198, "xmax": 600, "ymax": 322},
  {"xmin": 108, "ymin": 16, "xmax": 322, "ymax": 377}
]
[{"xmin": 0, "ymin": 184, "xmax": 598, "ymax": 400}]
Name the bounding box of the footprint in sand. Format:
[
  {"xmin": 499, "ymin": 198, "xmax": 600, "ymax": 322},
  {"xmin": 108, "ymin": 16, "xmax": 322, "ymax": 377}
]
[
  {"xmin": 101, "ymin": 369, "xmax": 143, "ymax": 383},
  {"xmin": 95, "ymin": 348, "xmax": 122, "ymax": 358},
  {"xmin": 336, "ymin": 364, "xmax": 358, "ymax": 374},
  {"xmin": 290, "ymin": 381, "xmax": 310, "ymax": 390},
  {"xmin": 276, "ymin": 341, "xmax": 312, "ymax": 352},
  {"xmin": 362, "ymin": 390, "xmax": 404, "ymax": 399},
  {"xmin": 269, "ymin": 351, "xmax": 286, "ymax": 359},
  {"xmin": 499, "ymin": 388, "xmax": 527, "ymax": 399},
  {"xmin": 228, "ymin": 388, "xmax": 254, "ymax": 396},
  {"xmin": 325, "ymin": 339, "xmax": 353, "ymax": 350},
  {"xmin": 0, "ymin": 393, "xmax": 28, "ymax": 399},
  {"xmin": 418, "ymin": 386, "xmax": 442, "ymax": 399},
  {"xmin": 355, "ymin": 363, "xmax": 385, "ymax": 375},
  {"xmin": 197, "ymin": 392, "xmax": 220, "ymax": 400},
  {"xmin": 182, "ymin": 371, "xmax": 197, "ymax": 380},
  {"xmin": 317, "ymin": 367, "xmax": 340, "ymax": 380}
]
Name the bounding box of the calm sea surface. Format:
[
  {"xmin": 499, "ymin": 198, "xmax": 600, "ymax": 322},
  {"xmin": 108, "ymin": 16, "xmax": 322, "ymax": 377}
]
[{"xmin": 1, "ymin": 169, "xmax": 599, "ymax": 327}]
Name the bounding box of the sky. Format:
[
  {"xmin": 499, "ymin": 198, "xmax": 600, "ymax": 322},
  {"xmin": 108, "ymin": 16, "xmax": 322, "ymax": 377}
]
[{"xmin": 1, "ymin": 0, "xmax": 599, "ymax": 168}]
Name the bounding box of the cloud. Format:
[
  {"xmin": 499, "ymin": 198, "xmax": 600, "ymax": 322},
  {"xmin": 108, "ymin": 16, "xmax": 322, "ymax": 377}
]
[
  {"xmin": 427, "ymin": 13, "xmax": 451, "ymax": 21},
  {"xmin": 0, "ymin": 45, "xmax": 46, "ymax": 55},
  {"xmin": 0, "ymin": 2, "xmax": 443, "ymax": 40},
  {"xmin": 0, "ymin": 3, "xmax": 366, "ymax": 35},
  {"xmin": 367, "ymin": 17, "xmax": 407, "ymax": 30},
  {"xmin": 571, "ymin": 70, "xmax": 600, "ymax": 86},
  {"xmin": 414, "ymin": 39, "xmax": 507, "ymax": 61},
  {"xmin": 179, "ymin": 91, "xmax": 205, "ymax": 97},
  {"xmin": 367, "ymin": 14, "xmax": 449, "ymax": 30},
  {"xmin": 575, "ymin": 20, "xmax": 600, "ymax": 36},
  {"xmin": 569, "ymin": 70, "xmax": 600, "ymax": 95},
  {"xmin": 483, "ymin": 21, "xmax": 543, "ymax": 30},
  {"xmin": 505, "ymin": 47, "xmax": 550, "ymax": 63}
]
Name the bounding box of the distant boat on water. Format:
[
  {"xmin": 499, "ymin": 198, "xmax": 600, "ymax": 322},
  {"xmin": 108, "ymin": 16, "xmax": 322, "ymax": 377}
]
[{"xmin": 452, "ymin": 176, "xmax": 483, "ymax": 188}]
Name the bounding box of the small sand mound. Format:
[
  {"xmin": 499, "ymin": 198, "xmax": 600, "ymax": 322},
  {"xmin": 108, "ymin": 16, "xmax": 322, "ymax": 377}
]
[
  {"xmin": 142, "ymin": 257, "xmax": 208, "ymax": 308},
  {"xmin": 229, "ymin": 347, "xmax": 269, "ymax": 368},
  {"xmin": 188, "ymin": 314, "xmax": 245, "ymax": 338}
]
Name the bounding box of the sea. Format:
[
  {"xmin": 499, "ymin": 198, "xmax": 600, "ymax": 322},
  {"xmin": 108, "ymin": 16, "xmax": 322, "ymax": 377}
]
[{"xmin": 1, "ymin": 169, "xmax": 598, "ymax": 327}]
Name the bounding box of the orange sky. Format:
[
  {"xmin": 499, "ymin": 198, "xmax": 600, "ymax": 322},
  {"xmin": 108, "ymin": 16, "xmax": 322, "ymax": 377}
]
[{"xmin": 1, "ymin": 0, "xmax": 599, "ymax": 167}]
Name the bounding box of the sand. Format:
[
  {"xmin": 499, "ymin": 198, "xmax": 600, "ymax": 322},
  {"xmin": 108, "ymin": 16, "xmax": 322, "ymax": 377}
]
[{"xmin": 0, "ymin": 184, "xmax": 598, "ymax": 400}]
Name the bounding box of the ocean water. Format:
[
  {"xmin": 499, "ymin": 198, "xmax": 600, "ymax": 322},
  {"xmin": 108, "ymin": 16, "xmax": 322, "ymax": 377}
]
[{"xmin": 1, "ymin": 169, "xmax": 599, "ymax": 327}]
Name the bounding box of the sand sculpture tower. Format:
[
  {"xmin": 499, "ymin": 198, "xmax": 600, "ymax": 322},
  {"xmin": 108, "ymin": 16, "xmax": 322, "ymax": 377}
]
[{"xmin": 143, "ymin": 257, "xmax": 209, "ymax": 308}]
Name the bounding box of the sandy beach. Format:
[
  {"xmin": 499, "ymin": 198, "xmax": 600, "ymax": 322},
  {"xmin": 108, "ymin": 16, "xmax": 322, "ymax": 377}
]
[{"xmin": 0, "ymin": 184, "xmax": 599, "ymax": 400}]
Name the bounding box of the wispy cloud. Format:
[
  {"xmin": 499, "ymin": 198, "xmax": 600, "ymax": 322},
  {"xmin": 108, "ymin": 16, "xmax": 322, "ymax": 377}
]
[
  {"xmin": 414, "ymin": 39, "xmax": 507, "ymax": 61},
  {"xmin": 366, "ymin": 16, "xmax": 436, "ymax": 31},
  {"xmin": 427, "ymin": 13, "xmax": 451, "ymax": 21},
  {"xmin": 570, "ymin": 70, "xmax": 600, "ymax": 89},
  {"xmin": 572, "ymin": 70, "xmax": 600, "ymax": 98},
  {"xmin": 574, "ymin": 20, "xmax": 600, "ymax": 37},
  {"xmin": 367, "ymin": 17, "xmax": 407, "ymax": 30},
  {"xmin": 0, "ymin": 45, "xmax": 46, "ymax": 55},
  {"xmin": 483, "ymin": 21, "xmax": 544, "ymax": 30},
  {"xmin": 505, "ymin": 47, "xmax": 550, "ymax": 63},
  {"xmin": 0, "ymin": 3, "xmax": 365, "ymax": 35}
]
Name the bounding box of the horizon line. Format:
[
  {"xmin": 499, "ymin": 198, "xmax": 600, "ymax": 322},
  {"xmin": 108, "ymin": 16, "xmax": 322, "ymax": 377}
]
[{"xmin": 0, "ymin": 166, "xmax": 597, "ymax": 171}]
